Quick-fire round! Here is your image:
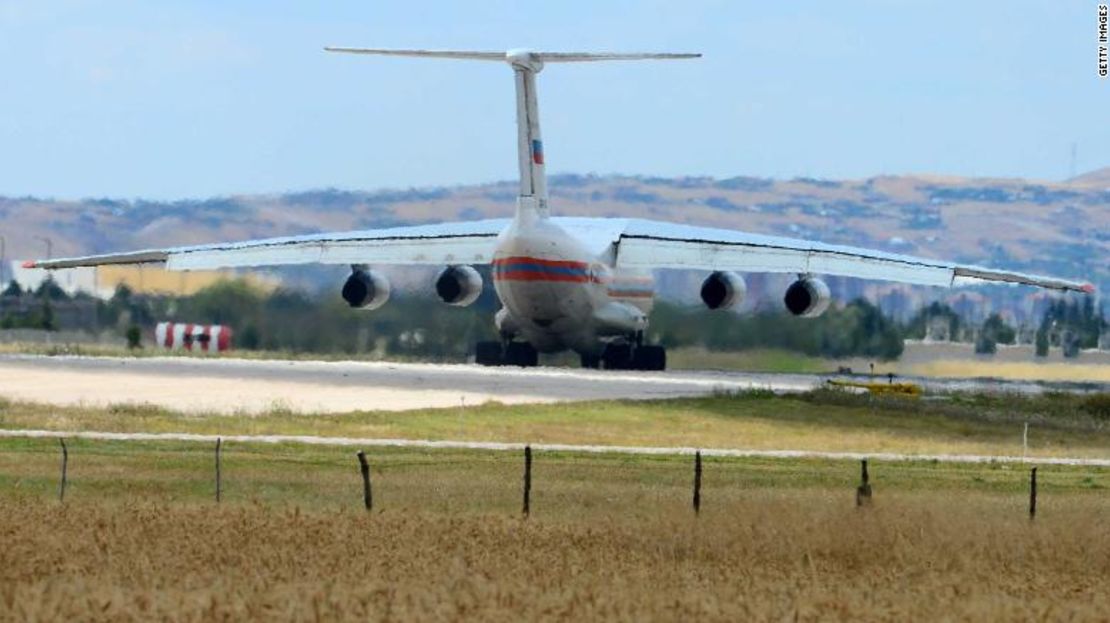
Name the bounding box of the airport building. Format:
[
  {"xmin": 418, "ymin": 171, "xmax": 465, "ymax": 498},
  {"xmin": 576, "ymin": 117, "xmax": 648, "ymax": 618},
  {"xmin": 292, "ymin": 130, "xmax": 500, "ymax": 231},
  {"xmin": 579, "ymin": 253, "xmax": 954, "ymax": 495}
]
[{"xmin": 5, "ymin": 261, "xmax": 277, "ymax": 299}]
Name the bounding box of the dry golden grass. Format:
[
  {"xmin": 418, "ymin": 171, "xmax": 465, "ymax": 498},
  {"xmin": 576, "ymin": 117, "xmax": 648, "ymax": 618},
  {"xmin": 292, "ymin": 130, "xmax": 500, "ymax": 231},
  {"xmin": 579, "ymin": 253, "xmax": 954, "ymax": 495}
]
[
  {"xmin": 907, "ymin": 359, "xmax": 1110, "ymax": 384},
  {"xmin": 4, "ymin": 386, "xmax": 1108, "ymax": 461},
  {"xmin": 0, "ymin": 438, "xmax": 1108, "ymax": 620},
  {"xmin": 1, "ymin": 493, "xmax": 1108, "ymax": 621}
]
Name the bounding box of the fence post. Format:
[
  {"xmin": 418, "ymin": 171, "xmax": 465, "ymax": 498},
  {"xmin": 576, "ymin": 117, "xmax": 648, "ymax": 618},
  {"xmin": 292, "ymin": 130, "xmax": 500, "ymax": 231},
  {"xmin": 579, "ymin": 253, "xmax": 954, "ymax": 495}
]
[
  {"xmin": 693, "ymin": 451, "xmax": 702, "ymax": 515},
  {"xmin": 357, "ymin": 450, "xmax": 372, "ymax": 511},
  {"xmin": 215, "ymin": 437, "xmax": 222, "ymax": 503},
  {"xmin": 522, "ymin": 445, "xmax": 532, "ymax": 517},
  {"xmin": 1029, "ymin": 467, "xmax": 1037, "ymax": 520},
  {"xmin": 58, "ymin": 438, "xmax": 68, "ymax": 503},
  {"xmin": 1022, "ymin": 422, "xmax": 1029, "ymax": 463},
  {"xmin": 856, "ymin": 459, "xmax": 872, "ymax": 507}
]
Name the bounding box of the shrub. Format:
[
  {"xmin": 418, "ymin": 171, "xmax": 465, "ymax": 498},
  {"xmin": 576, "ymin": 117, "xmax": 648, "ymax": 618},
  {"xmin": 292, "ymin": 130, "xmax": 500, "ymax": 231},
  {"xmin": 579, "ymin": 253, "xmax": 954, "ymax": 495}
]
[
  {"xmin": 1080, "ymin": 393, "xmax": 1110, "ymax": 420},
  {"xmin": 125, "ymin": 325, "xmax": 142, "ymax": 350}
]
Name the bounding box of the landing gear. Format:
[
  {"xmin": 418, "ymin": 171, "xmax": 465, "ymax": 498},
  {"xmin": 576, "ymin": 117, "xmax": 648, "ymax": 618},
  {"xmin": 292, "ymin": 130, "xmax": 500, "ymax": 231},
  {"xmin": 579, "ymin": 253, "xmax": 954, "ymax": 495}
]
[
  {"xmin": 504, "ymin": 341, "xmax": 539, "ymax": 367},
  {"xmin": 633, "ymin": 345, "xmax": 666, "ymax": 371},
  {"xmin": 597, "ymin": 342, "xmax": 666, "ymax": 371},
  {"xmin": 602, "ymin": 343, "xmax": 633, "ymax": 370},
  {"xmin": 475, "ymin": 341, "xmax": 504, "ymax": 366},
  {"xmin": 474, "ymin": 340, "xmax": 539, "ymax": 367}
]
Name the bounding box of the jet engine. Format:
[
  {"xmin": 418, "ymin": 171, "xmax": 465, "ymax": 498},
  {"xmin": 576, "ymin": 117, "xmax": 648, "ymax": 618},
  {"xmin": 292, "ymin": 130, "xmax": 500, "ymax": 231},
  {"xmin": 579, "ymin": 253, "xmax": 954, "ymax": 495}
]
[
  {"xmin": 700, "ymin": 271, "xmax": 747, "ymax": 310},
  {"xmin": 783, "ymin": 276, "xmax": 831, "ymax": 318},
  {"xmin": 341, "ymin": 268, "xmax": 391, "ymax": 310},
  {"xmin": 435, "ymin": 264, "xmax": 484, "ymax": 306}
]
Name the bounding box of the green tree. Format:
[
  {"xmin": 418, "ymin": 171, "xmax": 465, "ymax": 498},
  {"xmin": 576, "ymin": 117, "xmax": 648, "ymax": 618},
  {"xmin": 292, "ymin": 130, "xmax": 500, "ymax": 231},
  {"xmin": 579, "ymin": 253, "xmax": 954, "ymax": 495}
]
[
  {"xmin": 126, "ymin": 325, "xmax": 142, "ymax": 350},
  {"xmin": 1037, "ymin": 299, "xmax": 1105, "ymax": 355},
  {"xmin": 647, "ymin": 298, "xmax": 903, "ymax": 360},
  {"xmin": 34, "ymin": 277, "xmax": 68, "ymax": 301},
  {"xmin": 905, "ymin": 302, "xmax": 962, "ymax": 341},
  {"xmin": 975, "ymin": 334, "xmax": 997, "ymax": 355},
  {"xmin": 980, "ymin": 313, "xmax": 1016, "ymax": 347},
  {"xmin": 1034, "ymin": 328, "xmax": 1049, "ymax": 357},
  {"xmin": 40, "ymin": 300, "xmax": 55, "ymax": 331}
]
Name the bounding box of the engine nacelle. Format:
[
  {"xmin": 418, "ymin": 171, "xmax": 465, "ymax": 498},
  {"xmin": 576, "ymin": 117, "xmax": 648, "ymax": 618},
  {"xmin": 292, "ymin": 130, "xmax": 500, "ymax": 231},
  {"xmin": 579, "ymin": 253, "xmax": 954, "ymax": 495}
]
[
  {"xmin": 700, "ymin": 271, "xmax": 747, "ymax": 310},
  {"xmin": 784, "ymin": 276, "xmax": 831, "ymax": 318},
  {"xmin": 435, "ymin": 265, "xmax": 484, "ymax": 306},
  {"xmin": 341, "ymin": 269, "xmax": 391, "ymax": 310}
]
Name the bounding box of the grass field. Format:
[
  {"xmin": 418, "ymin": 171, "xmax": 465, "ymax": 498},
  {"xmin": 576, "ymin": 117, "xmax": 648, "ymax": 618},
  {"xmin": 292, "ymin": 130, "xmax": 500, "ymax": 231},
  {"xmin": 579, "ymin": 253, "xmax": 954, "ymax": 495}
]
[
  {"xmin": 908, "ymin": 359, "xmax": 1110, "ymax": 383},
  {"xmin": 0, "ymin": 438, "xmax": 1108, "ymax": 620},
  {"xmin": 1, "ymin": 389, "xmax": 1108, "ymax": 619},
  {"xmin": 2, "ymin": 388, "xmax": 1108, "ymax": 460}
]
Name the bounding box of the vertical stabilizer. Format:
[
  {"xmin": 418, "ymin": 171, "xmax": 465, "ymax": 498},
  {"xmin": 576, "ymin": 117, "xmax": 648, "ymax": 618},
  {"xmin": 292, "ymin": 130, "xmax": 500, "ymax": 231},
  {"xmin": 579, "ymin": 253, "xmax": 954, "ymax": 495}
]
[
  {"xmin": 325, "ymin": 47, "xmax": 700, "ymax": 221},
  {"xmin": 507, "ymin": 51, "xmax": 548, "ymax": 219}
]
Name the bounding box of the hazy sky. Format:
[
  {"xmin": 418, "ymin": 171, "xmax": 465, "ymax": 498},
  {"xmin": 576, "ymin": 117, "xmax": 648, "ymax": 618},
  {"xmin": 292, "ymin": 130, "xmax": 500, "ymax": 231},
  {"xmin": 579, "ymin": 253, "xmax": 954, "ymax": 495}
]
[{"xmin": 1, "ymin": 0, "xmax": 1107, "ymax": 199}]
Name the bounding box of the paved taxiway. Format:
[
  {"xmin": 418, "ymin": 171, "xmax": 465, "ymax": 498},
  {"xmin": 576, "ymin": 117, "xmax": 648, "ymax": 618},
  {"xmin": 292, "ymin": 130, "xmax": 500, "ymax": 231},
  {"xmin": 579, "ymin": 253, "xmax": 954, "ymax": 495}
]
[{"xmin": 0, "ymin": 355, "xmax": 1102, "ymax": 414}]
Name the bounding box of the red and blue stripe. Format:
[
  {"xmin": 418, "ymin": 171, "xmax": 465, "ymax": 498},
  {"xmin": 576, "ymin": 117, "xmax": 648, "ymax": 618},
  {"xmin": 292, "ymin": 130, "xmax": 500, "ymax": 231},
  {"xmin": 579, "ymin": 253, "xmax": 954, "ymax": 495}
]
[{"xmin": 493, "ymin": 256, "xmax": 593, "ymax": 283}]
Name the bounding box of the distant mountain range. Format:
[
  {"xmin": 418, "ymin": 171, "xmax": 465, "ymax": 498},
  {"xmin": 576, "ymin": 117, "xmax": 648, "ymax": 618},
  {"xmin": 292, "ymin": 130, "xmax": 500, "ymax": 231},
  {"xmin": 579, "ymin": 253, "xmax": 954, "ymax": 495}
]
[{"xmin": 2, "ymin": 169, "xmax": 1107, "ymax": 321}]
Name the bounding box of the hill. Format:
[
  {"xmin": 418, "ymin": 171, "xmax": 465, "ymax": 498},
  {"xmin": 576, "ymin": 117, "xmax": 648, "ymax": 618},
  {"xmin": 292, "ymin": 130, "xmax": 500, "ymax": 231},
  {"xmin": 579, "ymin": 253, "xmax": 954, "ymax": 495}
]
[
  {"xmin": 2, "ymin": 171, "xmax": 1106, "ymax": 318},
  {"xmin": 1069, "ymin": 166, "xmax": 1110, "ymax": 188}
]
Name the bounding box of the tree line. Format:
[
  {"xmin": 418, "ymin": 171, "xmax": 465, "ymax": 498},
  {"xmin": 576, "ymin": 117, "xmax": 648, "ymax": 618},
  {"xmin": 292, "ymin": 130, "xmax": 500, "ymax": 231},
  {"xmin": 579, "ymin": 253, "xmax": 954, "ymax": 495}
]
[{"xmin": 2, "ymin": 277, "xmax": 1104, "ymax": 361}]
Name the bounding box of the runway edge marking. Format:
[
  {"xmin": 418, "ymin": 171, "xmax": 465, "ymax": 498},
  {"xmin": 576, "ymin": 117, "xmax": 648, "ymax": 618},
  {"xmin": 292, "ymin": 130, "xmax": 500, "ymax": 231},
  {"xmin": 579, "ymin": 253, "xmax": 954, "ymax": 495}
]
[{"xmin": 0, "ymin": 429, "xmax": 1107, "ymax": 467}]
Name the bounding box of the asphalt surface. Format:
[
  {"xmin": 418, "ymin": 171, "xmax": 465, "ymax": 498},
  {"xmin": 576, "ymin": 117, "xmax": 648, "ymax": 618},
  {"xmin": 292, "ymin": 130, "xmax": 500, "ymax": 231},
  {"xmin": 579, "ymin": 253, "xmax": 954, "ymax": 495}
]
[{"xmin": 0, "ymin": 354, "xmax": 1103, "ymax": 414}]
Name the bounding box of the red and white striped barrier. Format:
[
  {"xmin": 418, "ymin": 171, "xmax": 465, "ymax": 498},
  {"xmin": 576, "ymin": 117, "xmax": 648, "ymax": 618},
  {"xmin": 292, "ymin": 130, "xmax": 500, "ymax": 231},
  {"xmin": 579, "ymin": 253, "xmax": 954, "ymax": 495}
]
[{"xmin": 154, "ymin": 322, "xmax": 232, "ymax": 353}]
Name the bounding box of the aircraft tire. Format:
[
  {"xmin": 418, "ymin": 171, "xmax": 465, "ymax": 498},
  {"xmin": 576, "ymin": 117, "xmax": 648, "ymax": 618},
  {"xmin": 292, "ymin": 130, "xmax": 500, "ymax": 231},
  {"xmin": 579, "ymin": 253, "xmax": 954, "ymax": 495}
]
[
  {"xmin": 602, "ymin": 343, "xmax": 634, "ymax": 370},
  {"xmin": 580, "ymin": 353, "xmax": 602, "ymax": 369},
  {"xmin": 475, "ymin": 341, "xmax": 504, "ymax": 366},
  {"xmin": 633, "ymin": 345, "xmax": 666, "ymax": 371},
  {"xmin": 504, "ymin": 341, "xmax": 539, "ymax": 367}
]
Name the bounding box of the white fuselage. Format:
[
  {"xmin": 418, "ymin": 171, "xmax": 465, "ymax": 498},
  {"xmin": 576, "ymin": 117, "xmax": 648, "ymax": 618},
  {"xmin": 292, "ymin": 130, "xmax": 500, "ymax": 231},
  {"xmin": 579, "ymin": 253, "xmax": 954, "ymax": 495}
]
[
  {"xmin": 473, "ymin": 51, "xmax": 655, "ymax": 356},
  {"xmin": 492, "ymin": 211, "xmax": 653, "ymax": 356}
]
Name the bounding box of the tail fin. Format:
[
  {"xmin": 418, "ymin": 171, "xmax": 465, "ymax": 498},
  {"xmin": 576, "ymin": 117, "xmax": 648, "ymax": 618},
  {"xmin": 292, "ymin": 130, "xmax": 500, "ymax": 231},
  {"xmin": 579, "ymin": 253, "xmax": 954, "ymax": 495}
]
[{"xmin": 326, "ymin": 47, "xmax": 700, "ymax": 218}]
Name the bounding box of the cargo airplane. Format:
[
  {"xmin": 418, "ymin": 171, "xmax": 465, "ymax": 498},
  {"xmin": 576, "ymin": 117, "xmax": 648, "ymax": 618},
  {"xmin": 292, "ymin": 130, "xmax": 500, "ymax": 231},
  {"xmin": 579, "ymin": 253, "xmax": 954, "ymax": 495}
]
[{"xmin": 28, "ymin": 48, "xmax": 1094, "ymax": 370}]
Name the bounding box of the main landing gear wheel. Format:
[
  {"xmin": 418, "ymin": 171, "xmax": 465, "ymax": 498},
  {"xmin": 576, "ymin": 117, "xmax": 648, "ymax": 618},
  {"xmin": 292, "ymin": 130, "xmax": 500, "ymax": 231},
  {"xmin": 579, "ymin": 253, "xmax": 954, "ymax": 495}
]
[
  {"xmin": 504, "ymin": 341, "xmax": 539, "ymax": 367},
  {"xmin": 475, "ymin": 341, "xmax": 504, "ymax": 366},
  {"xmin": 476, "ymin": 341, "xmax": 539, "ymax": 367},
  {"xmin": 633, "ymin": 345, "xmax": 666, "ymax": 371},
  {"xmin": 599, "ymin": 343, "xmax": 666, "ymax": 371},
  {"xmin": 602, "ymin": 343, "xmax": 633, "ymax": 370}
]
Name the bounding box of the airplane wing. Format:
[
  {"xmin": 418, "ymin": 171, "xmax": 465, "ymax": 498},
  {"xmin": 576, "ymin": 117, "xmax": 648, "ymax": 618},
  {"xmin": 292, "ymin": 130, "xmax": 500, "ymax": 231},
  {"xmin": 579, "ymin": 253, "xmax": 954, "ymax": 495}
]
[
  {"xmin": 26, "ymin": 219, "xmax": 509, "ymax": 271},
  {"xmin": 608, "ymin": 218, "xmax": 1094, "ymax": 293},
  {"xmin": 27, "ymin": 215, "xmax": 1092, "ymax": 294}
]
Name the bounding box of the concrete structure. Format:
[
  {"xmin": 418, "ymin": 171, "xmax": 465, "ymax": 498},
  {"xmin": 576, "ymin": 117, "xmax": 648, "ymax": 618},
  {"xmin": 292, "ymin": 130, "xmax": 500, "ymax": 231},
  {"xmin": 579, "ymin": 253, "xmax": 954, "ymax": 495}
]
[{"xmin": 7, "ymin": 260, "xmax": 276, "ymax": 300}]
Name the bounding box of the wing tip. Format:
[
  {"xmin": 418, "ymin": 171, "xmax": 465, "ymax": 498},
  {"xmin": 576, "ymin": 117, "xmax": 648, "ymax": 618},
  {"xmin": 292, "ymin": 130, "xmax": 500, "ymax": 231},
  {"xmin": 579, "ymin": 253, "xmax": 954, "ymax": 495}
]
[
  {"xmin": 21, "ymin": 260, "xmax": 36, "ymax": 269},
  {"xmin": 1081, "ymin": 283, "xmax": 1096, "ymax": 294}
]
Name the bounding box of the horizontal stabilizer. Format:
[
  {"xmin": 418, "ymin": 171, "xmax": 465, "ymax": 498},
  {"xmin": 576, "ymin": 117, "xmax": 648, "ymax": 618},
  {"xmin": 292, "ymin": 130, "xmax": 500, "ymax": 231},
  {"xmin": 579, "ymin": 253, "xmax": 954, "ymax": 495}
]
[
  {"xmin": 324, "ymin": 48, "xmax": 506, "ymax": 61},
  {"xmin": 324, "ymin": 47, "xmax": 700, "ymax": 64},
  {"xmin": 530, "ymin": 52, "xmax": 701, "ymax": 62}
]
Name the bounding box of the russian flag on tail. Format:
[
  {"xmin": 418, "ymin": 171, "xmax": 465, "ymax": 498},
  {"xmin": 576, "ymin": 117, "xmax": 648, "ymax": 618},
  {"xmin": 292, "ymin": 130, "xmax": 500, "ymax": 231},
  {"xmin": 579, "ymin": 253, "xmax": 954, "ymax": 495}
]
[{"xmin": 532, "ymin": 139, "xmax": 544, "ymax": 165}]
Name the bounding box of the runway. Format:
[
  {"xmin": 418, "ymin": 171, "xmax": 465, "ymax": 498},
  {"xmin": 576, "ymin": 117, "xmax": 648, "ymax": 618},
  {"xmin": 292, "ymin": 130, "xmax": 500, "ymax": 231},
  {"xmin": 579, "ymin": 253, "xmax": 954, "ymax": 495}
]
[
  {"xmin": 1, "ymin": 428, "xmax": 1107, "ymax": 466},
  {"xmin": 0, "ymin": 354, "xmax": 1100, "ymax": 414},
  {"xmin": 0, "ymin": 354, "xmax": 819, "ymax": 413}
]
